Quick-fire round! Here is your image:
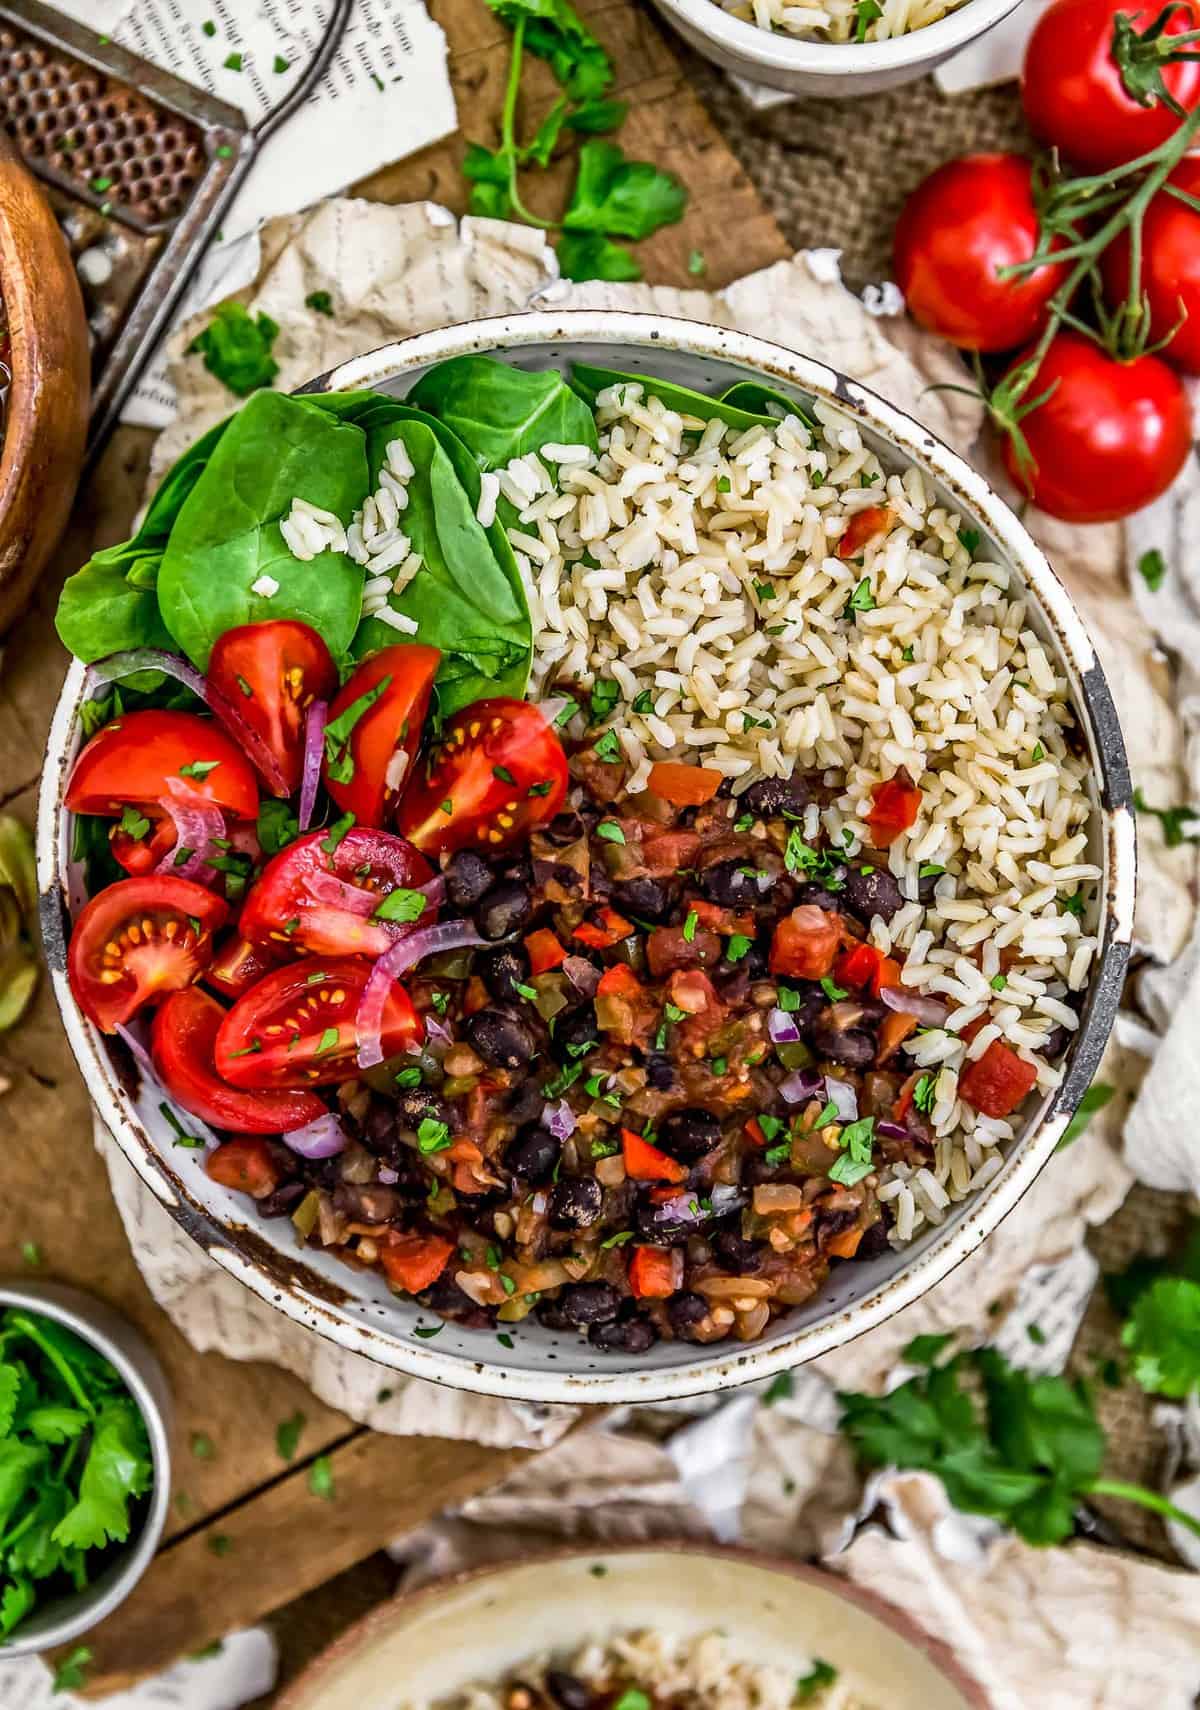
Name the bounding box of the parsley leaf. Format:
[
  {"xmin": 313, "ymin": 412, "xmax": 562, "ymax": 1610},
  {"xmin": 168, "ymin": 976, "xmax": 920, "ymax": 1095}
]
[
  {"xmin": 305, "ymin": 290, "xmax": 334, "ymax": 317},
  {"xmin": 188, "ymin": 302, "xmax": 280, "ymax": 397},
  {"xmin": 795, "ymin": 1660, "xmax": 838, "ymax": 1702},
  {"xmin": 1056, "ymin": 1082, "xmax": 1114, "ymax": 1150},
  {"xmin": 1133, "ymin": 786, "xmax": 1199, "ymax": 848},
  {"xmin": 563, "ymin": 139, "xmax": 686, "ymax": 240},
  {"xmin": 1121, "ymin": 1278, "xmax": 1200, "ymax": 1398},
  {"xmin": 308, "ymin": 1454, "xmax": 336, "ymax": 1500},
  {"xmin": 557, "ymin": 230, "xmax": 643, "ymax": 282},
  {"xmin": 373, "ymin": 887, "xmax": 427, "ymax": 923},
  {"xmin": 323, "ymin": 677, "xmax": 392, "ymax": 785},
  {"xmin": 257, "ymin": 797, "xmax": 300, "ymax": 856},
  {"xmin": 488, "ymin": 0, "xmax": 614, "ymax": 99},
  {"xmin": 1138, "ymin": 547, "xmax": 1166, "ymax": 592},
  {"xmin": 275, "ymin": 1412, "xmax": 307, "ymax": 1462}
]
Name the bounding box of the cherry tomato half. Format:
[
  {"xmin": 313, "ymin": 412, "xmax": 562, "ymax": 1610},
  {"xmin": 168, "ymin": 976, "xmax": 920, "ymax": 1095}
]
[
  {"xmin": 1022, "ymin": 0, "xmax": 1200, "ymax": 171},
  {"xmin": 395, "ymin": 697, "xmax": 568, "ymax": 857},
  {"xmin": 1101, "ymin": 157, "xmax": 1200, "ymax": 374},
  {"xmin": 205, "ymin": 934, "xmax": 280, "ymax": 998},
  {"xmin": 208, "ymin": 620, "xmax": 338, "ymax": 797},
  {"xmin": 110, "ymin": 812, "xmax": 176, "ymax": 877},
  {"xmin": 66, "ymin": 711, "xmax": 260, "ymax": 824},
  {"xmin": 238, "ymin": 827, "xmax": 435, "ymax": 960},
  {"xmin": 322, "ymin": 645, "xmax": 441, "ymax": 828},
  {"xmin": 151, "ymin": 986, "xmax": 327, "ymax": 1134},
  {"xmin": 893, "ymin": 155, "xmax": 1068, "ymax": 353},
  {"xmin": 68, "ymin": 875, "xmax": 229, "ymax": 1032},
  {"xmin": 1000, "ymin": 331, "xmax": 1193, "ymax": 523},
  {"xmin": 214, "ymin": 956, "xmax": 423, "ymax": 1089}
]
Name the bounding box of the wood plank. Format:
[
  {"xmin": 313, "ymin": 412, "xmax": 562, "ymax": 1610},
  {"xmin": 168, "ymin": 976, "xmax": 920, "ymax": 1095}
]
[{"xmin": 55, "ymin": 1430, "xmax": 531, "ymax": 1697}]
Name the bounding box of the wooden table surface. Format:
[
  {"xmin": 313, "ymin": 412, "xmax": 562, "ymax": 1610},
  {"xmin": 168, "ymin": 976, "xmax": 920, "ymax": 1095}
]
[{"xmin": 3, "ymin": 0, "xmax": 787, "ymax": 1692}]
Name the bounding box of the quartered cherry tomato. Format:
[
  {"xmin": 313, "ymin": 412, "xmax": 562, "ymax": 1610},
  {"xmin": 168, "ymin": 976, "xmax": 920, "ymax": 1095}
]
[
  {"xmin": 322, "ymin": 646, "xmax": 441, "ymax": 828},
  {"xmin": 214, "ymin": 956, "xmax": 423, "ymax": 1089},
  {"xmin": 67, "ymin": 875, "xmax": 229, "ymax": 1032},
  {"xmin": 66, "ymin": 710, "xmax": 259, "ymax": 822},
  {"xmin": 238, "ymin": 827, "xmax": 435, "ymax": 960},
  {"xmin": 205, "ymin": 935, "xmax": 279, "ymax": 998},
  {"xmin": 151, "ymin": 987, "xmax": 326, "ymax": 1134},
  {"xmin": 109, "ymin": 812, "xmax": 176, "ymax": 877},
  {"xmin": 1101, "ymin": 157, "xmax": 1200, "ymax": 373},
  {"xmin": 395, "ymin": 697, "xmax": 568, "ymax": 856},
  {"xmin": 207, "ymin": 620, "xmax": 338, "ymax": 796}
]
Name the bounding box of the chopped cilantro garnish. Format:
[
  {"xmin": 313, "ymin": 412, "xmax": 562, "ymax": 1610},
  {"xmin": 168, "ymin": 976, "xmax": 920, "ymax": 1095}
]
[
  {"xmin": 417, "ymin": 1117, "xmax": 452, "ymax": 1153},
  {"xmin": 597, "ymin": 821, "xmax": 626, "ymax": 844},
  {"xmin": 682, "ymin": 909, "xmax": 699, "ymax": 943}
]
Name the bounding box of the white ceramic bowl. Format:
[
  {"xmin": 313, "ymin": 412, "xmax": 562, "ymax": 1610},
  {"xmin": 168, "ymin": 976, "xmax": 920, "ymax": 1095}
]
[
  {"xmin": 38, "ymin": 310, "xmax": 1135, "ymax": 1408},
  {"xmin": 276, "ymin": 1544, "xmax": 990, "ymax": 1710},
  {"xmin": 647, "ymin": 0, "xmax": 1027, "ymax": 95}
]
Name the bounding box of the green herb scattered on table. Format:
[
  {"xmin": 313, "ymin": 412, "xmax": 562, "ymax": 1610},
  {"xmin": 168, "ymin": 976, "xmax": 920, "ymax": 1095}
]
[
  {"xmin": 188, "ymin": 301, "xmax": 280, "ymax": 397},
  {"xmin": 1132, "ymin": 786, "xmax": 1199, "ymax": 848},
  {"xmin": 52, "ymin": 1645, "xmax": 94, "ymax": 1692},
  {"xmin": 0, "ymin": 1308, "xmax": 154, "ymax": 1641},
  {"xmin": 308, "ymin": 1454, "xmax": 336, "ymax": 1500},
  {"xmin": 1137, "ymin": 548, "xmax": 1166, "ymax": 592},
  {"xmin": 275, "ymin": 1411, "xmax": 307, "ymax": 1462}
]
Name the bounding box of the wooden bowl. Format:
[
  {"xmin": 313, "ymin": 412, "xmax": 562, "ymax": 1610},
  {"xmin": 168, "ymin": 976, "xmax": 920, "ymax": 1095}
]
[{"xmin": 0, "ymin": 134, "xmax": 90, "ymax": 633}]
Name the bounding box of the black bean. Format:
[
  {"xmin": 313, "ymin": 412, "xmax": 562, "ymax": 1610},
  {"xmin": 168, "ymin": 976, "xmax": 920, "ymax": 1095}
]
[
  {"xmin": 701, "ymin": 857, "xmax": 773, "ymax": 909},
  {"xmin": 394, "ymin": 1087, "xmax": 451, "ymax": 1130},
  {"xmin": 1043, "ymin": 1021, "xmax": 1072, "ymax": 1061},
  {"xmin": 505, "ymin": 1076, "xmax": 546, "ymax": 1128},
  {"xmin": 645, "ymin": 1053, "xmax": 676, "ymax": 1091},
  {"xmin": 792, "ymin": 882, "xmax": 845, "ymax": 912},
  {"xmin": 668, "ymin": 1291, "xmax": 710, "ymax": 1331},
  {"xmin": 546, "ymin": 1673, "xmax": 592, "ymax": 1710},
  {"xmin": 722, "ymin": 938, "xmax": 767, "ymax": 980},
  {"xmin": 712, "ymin": 1230, "xmax": 765, "ymax": 1273},
  {"xmin": 256, "ymin": 1182, "xmax": 307, "ymax": 1219},
  {"xmin": 917, "ymin": 868, "xmax": 942, "ymax": 905},
  {"xmin": 658, "ymin": 1106, "xmax": 721, "ymax": 1163},
  {"xmin": 811, "ymin": 1012, "xmax": 876, "ymax": 1068},
  {"xmin": 465, "ymin": 1008, "xmax": 537, "ymax": 1069},
  {"xmin": 774, "ymin": 984, "xmax": 825, "ymax": 1039},
  {"xmin": 856, "ymin": 1217, "xmax": 891, "ymax": 1259},
  {"xmin": 444, "ymin": 849, "xmax": 493, "ymax": 910},
  {"xmin": 548, "ymin": 1175, "xmax": 603, "ymax": 1229},
  {"xmin": 504, "ymin": 1123, "xmax": 561, "ymax": 1183},
  {"xmin": 421, "ymin": 1273, "xmax": 495, "ymax": 1330},
  {"xmin": 589, "ymin": 1313, "xmax": 659, "ymax": 1353},
  {"xmin": 611, "ymin": 875, "xmax": 671, "ymax": 921},
  {"xmin": 634, "ymin": 1192, "xmax": 708, "ymax": 1246},
  {"xmin": 557, "ymin": 1281, "xmax": 621, "ymax": 1325},
  {"xmin": 543, "ymin": 810, "xmax": 586, "ymax": 847},
  {"xmin": 817, "ymin": 1206, "xmax": 858, "ymax": 1247},
  {"xmin": 740, "ymin": 774, "xmax": 813, "ymax": 818},
  {"xmin": 479, "ymin": 944, "xmax": 530, "ymax": 1004},
  {"xmin": 844, "ymin": 865, "xmax": 904, "ymax": 926},
  {"xmin": 333, "ymin": 1183, "xmax": 403, "ymax": 1223},
  {"xmin": 475, "ymin": 881, "xmax": 533, "ymax": 941},
  {"xmin": 554, "ymin": 1004, "xmax": 599, "ymax": 1058}
]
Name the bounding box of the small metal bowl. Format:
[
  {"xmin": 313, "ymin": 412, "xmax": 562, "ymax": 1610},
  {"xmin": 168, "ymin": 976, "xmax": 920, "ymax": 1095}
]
[{"xmin": 0, "ymin": 1281, "xmax": 171, "ymax": 1657}]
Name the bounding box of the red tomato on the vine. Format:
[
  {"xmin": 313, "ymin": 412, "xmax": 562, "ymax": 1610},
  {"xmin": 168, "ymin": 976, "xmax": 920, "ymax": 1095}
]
[
  {"xmin": 1000, "ymin": 331, "xmax": 1193, "ymax": 523},
  {"xmin": 1022, "ymin": 0, "xmax": 1200, "ymax": 171},
  {"xmin": 1101, "ymin": 157, "xmax": 1200, "ymax": 373},
  {"xmin": 892, "ymin": 155, "xmax": 1068, "ymax": 352}
]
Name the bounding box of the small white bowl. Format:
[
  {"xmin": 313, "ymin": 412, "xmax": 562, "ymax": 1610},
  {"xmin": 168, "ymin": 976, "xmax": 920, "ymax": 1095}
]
[{"xmin": 647, "ymin": 0, "xmax": 1027, "ymax": 95}]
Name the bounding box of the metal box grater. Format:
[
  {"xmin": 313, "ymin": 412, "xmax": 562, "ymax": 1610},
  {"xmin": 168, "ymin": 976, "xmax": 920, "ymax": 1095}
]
[{"xmin": 0, "ymin": 0, "xmax": 351, "ymax": 456}]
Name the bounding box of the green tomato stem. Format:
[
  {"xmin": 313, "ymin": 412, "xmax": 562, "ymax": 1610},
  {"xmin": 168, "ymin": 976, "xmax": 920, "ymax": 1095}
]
[{"xmin": 1087, "ymin": 1477, "xmax": 1200, "ymax": 1540}]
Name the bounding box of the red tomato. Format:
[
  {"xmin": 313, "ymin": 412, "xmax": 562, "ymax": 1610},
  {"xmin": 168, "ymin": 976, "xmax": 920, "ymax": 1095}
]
[
  {"xmin": 524, "ymin": 928, "xmax": 566, "ymax": 974},
  {"xmin": 395, "ymin": 697, "xmax": 568, "ymax": 857},
  {"xmin": 629, "ymin": 1246, "xmax": 683, "ymax": 1300},
  {"xmin": 646, "ymin": 923, "xmax": 721, "ymax": 976},
  {"xmin": 959, "ymin": 1039, "xmax": 1040, "ymax": 1118},
  {"xmin": 238, "ymin": 827, "xmax": 434, "ymax": 960},
  {"xmin": 322, "ymin": 646, "xmax": 441, "ymax": 828},
  {"xmin": 1101, "ymin": 157, "xmax": 1200, "ymax": 373},
  {"xmin": 769, "ymin": 906, "xmax": 843, "ymax": 979},
  {"xmin": 68, "ymin": 876, "xmax": 228, "ymax": 1032},
  {"xmin": 208, "ymin": 620, "xmax": 338, "ymax": 797},
  {"xmin": 622, "ymin": 1127, "xmax": 687, "ymax": 1183},
  {"xmin": 893, "ymin": 156, "xmax": 1068, "ymax": 353},
  {"xmin": 110, "ymin": 812, "xmax": 175, "ymax": 877},
  {"xmin": 1000, "ymin": 332, "xmax": 1193, "ymax": 522},
  {"xmin": 645, "ymin": 762, "xmax": 722, "ymax": 806},
  {"xmin": 835, "ymin": 942, "xmax": 884, "ymax": 991},
  {"xmin": 379, "ymin": 1231, "xmax": 454, "ymax": 1294},
  {"xmin": 1022, "ymin": 0, "xmax": 1200, "ymax": 171},
  {"xmin": 836, "ymin": 505, "xmax": 893, "ymax": 559},
  {"xmin": 573, "ymin": 906, "xmax": 635, "ymax": 951},
  {"xmin": 214, "ymin": 956, "xmax": 423, "ymax": 1089},
  {"xmin": 206, "ymin": 1138, "xmax": 284, "ymax": 1199},
  {"xmin": 866, "ymin": 775, "xmax": 922, "ymax": 845},
  {"xmin": 205, "ymin": 935, "xmax": 279, "ymax": 998},
  {"xmin": 151, "ymin": 987, "xmax": 326, "ymax": 1134},
  {"xmin": 66, "ymin": 710, "xmax": 259, "ymax": 823}
]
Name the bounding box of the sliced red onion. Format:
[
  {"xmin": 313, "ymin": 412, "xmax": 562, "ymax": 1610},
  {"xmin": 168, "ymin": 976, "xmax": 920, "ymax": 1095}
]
[
  {"xmin": 879, "ymin": 985, "xmax": 948, "ymax": 1026},
  {"xmin": 423, "ymin": 1015, "xmax": 453, "ymax": 1048},
  {"xmin": 563, "ymin": 955, "xmax": 601, "ymax": 997},
  {"xmin": 708, "ymin": 1185, "xmax": 747, "ymax": 1215},
  {"xmin": 157, "ymin": 781, "xmax": 224, "ymax": 880},
  {"xmin": 283, "ymin": 1112, "xmax": 349, "ymax": 1159},
  {"xmin": 767, "ymin": 1006, "xmax": 801, "ymax": 1045},
  {"xmin": 542, "ymin": 1099, "xmax": 577, "ymax": 1141},
  {"xmin": 83, "ymin": 648, "xmax": 289, "ymax": 796},
  {"xmin": 356, "ymin": 920, "xmax": 488, "ymax": 1068},
  {"xmin": 114, "ymin": 1022, "xmax": 157, "ymax": 1083},
  {"xmin": 825, "ymin": 1076, "xmax": 859, "ymax": 1122},
  {"xmin": 299, "ymin": 699, "xmax": 327, "ymax": 830},
  {"xmin": 780, "ymin": 1066, "xmax": 824, "ymax": 1104},
  {"xmin": 875, "ymin": 1120, "xmax": 909, "ymax": 1142},
  {"xmin": 378, "ymin": 1165, "xmax": 400, "ymax": 1185},
  {"xmin": 420, "ymin": 874, "xmax": 446, "ymax": 909}
]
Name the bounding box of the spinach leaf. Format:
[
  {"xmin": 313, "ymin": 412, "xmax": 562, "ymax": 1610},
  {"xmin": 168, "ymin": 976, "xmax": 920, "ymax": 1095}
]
[
  {"xmin": 487, "ymin": 0, "xmax": 613, "ymax": 98},
  {"xmin": 562, "ymin": 140, "xmax": 686, "ymax": 240},
  {"xmin": 719, "ymin": 380, "xmax": 818, "ymax": 433},
  {"xmin": 351, "ymin": 415, "xmax": 532, "ymax": 714},
  {"xmin": 406, "ymin": 355, "xmax": 598, "ymax": 471},
  {"xmin": 157, "ymin": 392, "xmax": 369, "ymax": 670},
  {"xmin": 55, "ymin": 417, "xmax": 230, "ymax": 669},
  {"xmin": 557, "ymin": 231, "xmax": 642, "ymax": 282},
  {"xmin": 570, "ymin": 362, "xmax": 776, "ymax": 430}
]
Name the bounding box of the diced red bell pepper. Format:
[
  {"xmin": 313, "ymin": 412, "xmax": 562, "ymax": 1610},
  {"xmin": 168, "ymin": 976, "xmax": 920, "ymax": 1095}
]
[
  {"xmin": 836, "ymin": 504, "xmax": 892, "ymax": 560},
  {"xmin": 524, "ymin": 928, "xmax": 566, "ymax": 975},
  {"xmin": 573, "ymin": 907, "xmax": 634, "ymax": 950},
  {"xmin": 877, "ymin": 1009, "xmax": 918, "ymax": 1060},
  {"xmin": 689, "ymin": 899, "xmax": 756, "ymax": 936},
  {"xmin": 629, "ymin": 1245, "xmax": 684, "ymax": 1299},
  {"xmin": 205, "ymin": 1138, "xmax": 283, "ymax": 1199},
  {"xmin": 595, "ymin": 962, "xmax": 658, "ymax": 1048},
  {"xmin": 870, "ymin": 956, "xmax": 903, "ymax": 997},
  {"xmin": 646, "ymin": 762, "xmax": 723, "ymax": 806},
  {"xmin": 744, "ymin": 1116, "xmax": 767, "ymax": 1148},
  {"xmin": 380, "ymin": 1232, "xmax": 454, "ymax": 1294},
  {"xmin": 866, "ymin": 775, "xmax": 922, "ymax": 846},
  {"xmin": 958, "ymin": 1040, "xmax": 1039, "ymax": 1119},
  {"xmin": 836, "ymin": 942, "xmax": 881, "ymax": 990},
  {"xmin": 622, "ymin": 1127, "xmax": 687, "ymax": 1183},
  {"xmin": 769, "ymin": 905, "xmax": 844, "ymax": 979},
  {"xmin": 666, "ymin": 967, "xmax": 719, "ymax": 1017},
  {"xmin": 596, "ymin": 962, "xmax": 643, "ymax": 1000}
]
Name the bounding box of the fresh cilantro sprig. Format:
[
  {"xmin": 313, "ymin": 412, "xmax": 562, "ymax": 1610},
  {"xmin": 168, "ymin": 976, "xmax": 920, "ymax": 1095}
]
[
  {"xmin": 188, "ymin": 302, "xmax": 279, "ymax": 397},
  {"xmin": 837, "ymin": 1337, "xmax": 1200, "ymax": 1547},
  {"xmin": 1104, "ymin": 1222, "xmax": 1200, "ymax": 1400}
]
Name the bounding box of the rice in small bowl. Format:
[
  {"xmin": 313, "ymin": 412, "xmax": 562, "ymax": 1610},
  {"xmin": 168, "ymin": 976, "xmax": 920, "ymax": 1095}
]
[{"xmin": 39, "ymin": 311, "xmax": 1133, "ymax": 1406}]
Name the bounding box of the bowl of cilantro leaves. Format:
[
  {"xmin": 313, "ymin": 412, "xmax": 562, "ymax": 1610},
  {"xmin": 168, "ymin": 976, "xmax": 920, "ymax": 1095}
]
[{"xmin": 0, "ymin": 1280, "xmax": 170, "ymax": 1657}]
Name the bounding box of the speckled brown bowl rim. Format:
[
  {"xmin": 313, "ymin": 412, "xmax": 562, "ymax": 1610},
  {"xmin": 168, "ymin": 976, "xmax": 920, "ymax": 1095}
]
[{"xmin": 274, "ymin": 1541, "xmax": 994, "ymax": 1710}]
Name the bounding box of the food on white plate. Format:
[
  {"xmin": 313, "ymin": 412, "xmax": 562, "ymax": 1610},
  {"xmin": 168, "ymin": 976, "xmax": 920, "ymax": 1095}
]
[
  {"xmin": 54, "ymin": 355, "xmax": 1099, "ymax": 1353},
  {"xmin": 711, "ymin": 0, "xmax": 967, "ymax": 46}
]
